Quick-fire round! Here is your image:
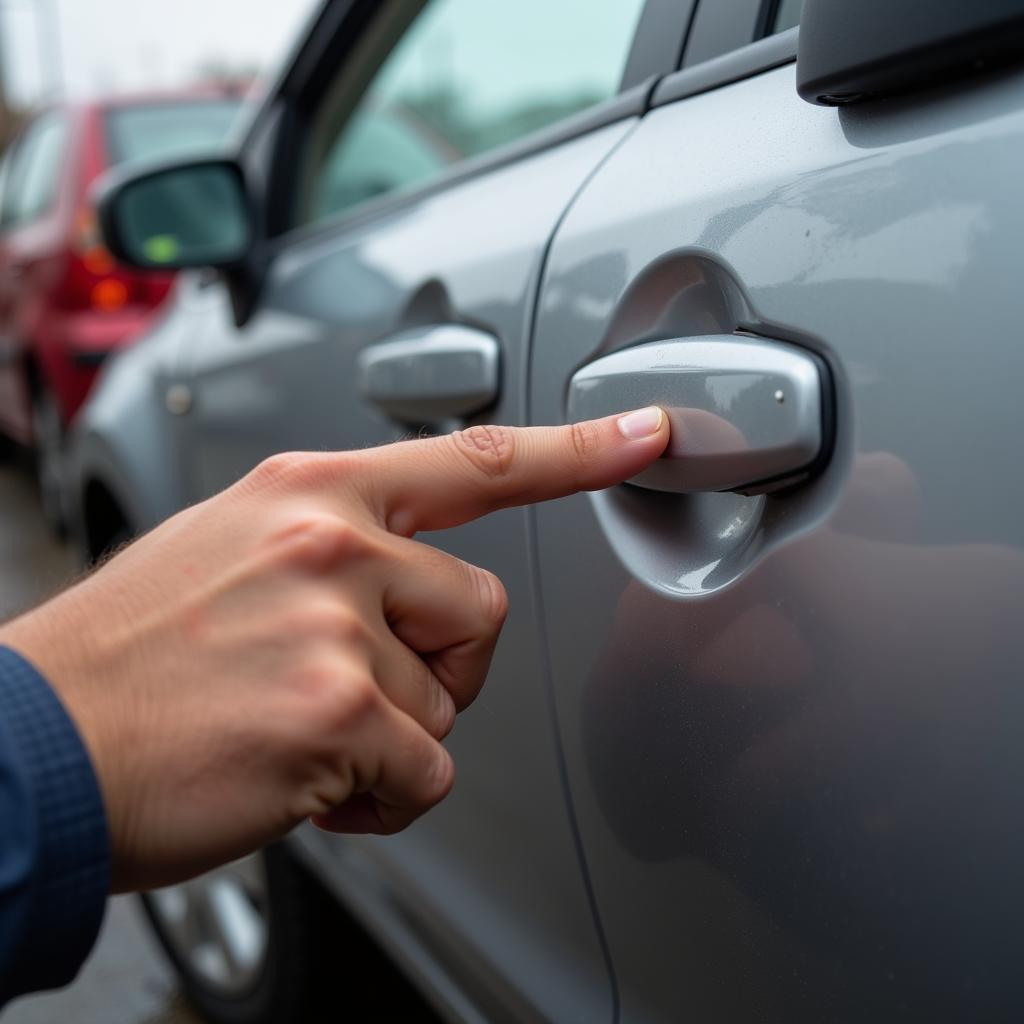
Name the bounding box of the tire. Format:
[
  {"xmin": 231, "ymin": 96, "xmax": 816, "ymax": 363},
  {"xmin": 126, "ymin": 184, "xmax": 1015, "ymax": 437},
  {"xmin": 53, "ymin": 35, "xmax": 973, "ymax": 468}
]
[
  {"xmin": 30, "ymin": 385, "xmax": 69, "ymax": 537},
  {"xmin": 141, "ymin": 843, "xmax": 433, "ymax": 1024}
]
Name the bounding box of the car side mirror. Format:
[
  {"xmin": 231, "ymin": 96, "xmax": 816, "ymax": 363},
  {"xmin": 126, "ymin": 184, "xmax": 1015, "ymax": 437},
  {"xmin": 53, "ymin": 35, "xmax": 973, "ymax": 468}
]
[
  {"xmin": 97, "ymin": 157, "xmax": 252, "ymax": 270},
  {"xmin": 797, "ymin": 0, "xmax": 1024, "ymax": 106}
]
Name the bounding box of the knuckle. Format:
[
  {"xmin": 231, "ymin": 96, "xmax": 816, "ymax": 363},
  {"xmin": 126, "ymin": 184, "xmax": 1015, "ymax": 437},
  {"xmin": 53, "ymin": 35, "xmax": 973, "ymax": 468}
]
[
  {"xmin": 332, "ymin": 603, "xmax": 372, "ymax": 646},
  {"xmin": 326, "ymin": 671, "xmax": 380, "ymax": 731},
  {"xmin": 294, "ymin": 655, "xmax": 380, "ymax": 732},
  {"xmin": 569, "ymin": 419, "xmax": 600, "ymax": 462},
  {"xmin": 246, "ymin": 450, "xmax": 358, "ymax": 496},
  {"xmin": 290, "ymin": 600, "xmax": 370, "ymax": 647},
  {"xmin": 271, "ymin": 513, "xmax": 366, "ymax": 571},
  {"xmin": 248, "ymin": 451, "xmax": 307, "ymax": 491},
  {"xmin": 450, "ymin": 424, "xmax": 515, "ymax": 480},
  {"xmin": 290, "ymin": 654, "xmax": 343, "ymax": 710}
]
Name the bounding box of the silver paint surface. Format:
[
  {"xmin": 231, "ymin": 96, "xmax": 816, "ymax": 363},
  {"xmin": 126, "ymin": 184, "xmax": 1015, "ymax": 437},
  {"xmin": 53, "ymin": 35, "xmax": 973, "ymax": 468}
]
[{"xmin": 532, "ymin": 61, "xmax": 1024, "ymax": 1021}]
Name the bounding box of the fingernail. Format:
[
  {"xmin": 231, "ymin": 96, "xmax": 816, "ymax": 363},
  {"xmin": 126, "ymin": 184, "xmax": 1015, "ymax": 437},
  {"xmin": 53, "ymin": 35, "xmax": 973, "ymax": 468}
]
[{"xmin": 617, "ymin": 406, "xmax": 664, "ymax": 440}]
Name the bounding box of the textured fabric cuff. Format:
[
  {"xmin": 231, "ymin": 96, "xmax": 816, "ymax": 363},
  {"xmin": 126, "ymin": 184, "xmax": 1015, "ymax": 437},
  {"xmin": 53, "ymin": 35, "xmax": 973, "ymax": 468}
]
[{"xmin": 0, "ymin": 645, "xmax": 110, "ymax": 1001}]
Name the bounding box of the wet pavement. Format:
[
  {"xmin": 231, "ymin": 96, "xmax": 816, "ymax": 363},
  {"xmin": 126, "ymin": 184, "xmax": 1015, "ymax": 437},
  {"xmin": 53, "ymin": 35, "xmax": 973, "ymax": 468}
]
[
  {"xmin": 1, "ymin": 456, "xmax": 201, "ymax": 1024},
  {"xmin": 5, "ymin": 898, "xmax": 201, "ymax": 1024}
]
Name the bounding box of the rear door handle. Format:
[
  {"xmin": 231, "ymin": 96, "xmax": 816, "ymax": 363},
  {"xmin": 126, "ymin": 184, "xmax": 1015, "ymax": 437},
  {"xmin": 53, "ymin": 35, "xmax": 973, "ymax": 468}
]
[
  {"xmin": 358, "ymin": 324, "xmax": 500, "ymax": 422},
  {"xmin": 568, "ymin": 335, "xmax": 830, "ymax": 495}
]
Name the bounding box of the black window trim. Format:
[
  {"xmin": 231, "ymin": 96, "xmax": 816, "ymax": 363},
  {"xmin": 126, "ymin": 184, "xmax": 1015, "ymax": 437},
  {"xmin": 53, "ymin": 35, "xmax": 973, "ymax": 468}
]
[
  {"xmin": 683, "ymin": 0, "xmax": 773, "ymax": 68},
  {"xmin": 620, "ymin": 0, "xmax": 700, "ymax": 91},
  {"xmin": 653, "ymin": 23, "xmax": 798, "ymax": 110},
  {"xmin": 239, "ymin": 0, "xmax": 697, "ymax": 251}
]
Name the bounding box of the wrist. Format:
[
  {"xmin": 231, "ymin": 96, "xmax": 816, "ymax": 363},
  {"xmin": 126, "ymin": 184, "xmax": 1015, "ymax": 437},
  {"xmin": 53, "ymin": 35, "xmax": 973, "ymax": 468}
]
[
  {"xmin": 0, "ymin": 645, "xmax": 112, "ymax": 994},
  {"xmin": 1, "ymin": 589, "xmax": 125, "ymax": 866}
]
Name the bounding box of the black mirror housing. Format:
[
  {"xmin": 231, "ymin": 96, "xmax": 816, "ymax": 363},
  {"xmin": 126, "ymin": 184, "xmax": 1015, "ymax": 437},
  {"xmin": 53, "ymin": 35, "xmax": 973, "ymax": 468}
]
[
  {"xmin": 96, "ymin": 156, "xmax": 253, "ymax": 271},
  {"xmin": 797, "ymin": 0, "xmax": 1024, "ymax": 106}
]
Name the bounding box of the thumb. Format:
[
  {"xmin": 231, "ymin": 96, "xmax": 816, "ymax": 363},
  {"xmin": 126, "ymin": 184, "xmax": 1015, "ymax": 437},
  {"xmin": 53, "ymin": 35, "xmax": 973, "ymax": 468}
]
[{"xmin": 349, "ymin": 407, "xmax": 669, "ymax": 536}]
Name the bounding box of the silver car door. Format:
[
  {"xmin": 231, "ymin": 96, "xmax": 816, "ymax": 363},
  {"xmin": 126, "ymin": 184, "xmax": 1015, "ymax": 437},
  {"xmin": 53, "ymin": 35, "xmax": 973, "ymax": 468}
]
[
  {"xmin": 175, "ymin": 1, "xmax": 683, "ymax": 1019},
  {"xmin": 530, "ymin": 5, "xmax": 1024, "ymax": 1022}
]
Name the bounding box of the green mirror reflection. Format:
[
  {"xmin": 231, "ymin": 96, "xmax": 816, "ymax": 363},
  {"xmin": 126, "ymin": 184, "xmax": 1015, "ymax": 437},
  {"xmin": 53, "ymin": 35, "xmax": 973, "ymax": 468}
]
[{"xmin": 115, "ymin": 163, "xmax": 251, "ymax": 269}]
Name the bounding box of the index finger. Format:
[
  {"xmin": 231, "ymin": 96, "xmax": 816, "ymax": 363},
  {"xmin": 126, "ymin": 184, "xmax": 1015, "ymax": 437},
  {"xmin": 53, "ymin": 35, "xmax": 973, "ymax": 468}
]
[{"xmin": 350, "ymin": 407, "xmax": 669, "ymax": 536}]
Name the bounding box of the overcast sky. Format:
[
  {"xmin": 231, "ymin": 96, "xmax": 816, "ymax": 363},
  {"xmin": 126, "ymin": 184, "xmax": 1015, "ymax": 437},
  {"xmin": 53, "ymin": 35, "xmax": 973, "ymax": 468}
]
[{"xmin": 1, "ymin": 0, "xmax": 322, "ymax": 107}]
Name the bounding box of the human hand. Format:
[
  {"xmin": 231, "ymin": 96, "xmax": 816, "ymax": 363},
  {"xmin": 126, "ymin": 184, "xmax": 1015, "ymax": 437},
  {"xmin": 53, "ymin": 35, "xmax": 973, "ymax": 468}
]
[{"xmin": 0, "ymin": 409, "xmax": 668, "ymax": 891}]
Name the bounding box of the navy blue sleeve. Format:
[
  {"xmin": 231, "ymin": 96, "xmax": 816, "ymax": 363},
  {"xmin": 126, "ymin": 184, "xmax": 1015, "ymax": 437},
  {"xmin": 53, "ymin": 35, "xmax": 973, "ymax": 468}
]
[{"xmin": 0, "ymin": 645, "xmax": 110, "ymax": 1005}]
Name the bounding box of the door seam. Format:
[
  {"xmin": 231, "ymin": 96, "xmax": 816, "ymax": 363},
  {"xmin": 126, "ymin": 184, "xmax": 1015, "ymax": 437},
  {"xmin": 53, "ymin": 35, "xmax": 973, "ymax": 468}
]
[{"xmin": 519, "ymin": 113, "xmax": 647, "ymax": 1024}]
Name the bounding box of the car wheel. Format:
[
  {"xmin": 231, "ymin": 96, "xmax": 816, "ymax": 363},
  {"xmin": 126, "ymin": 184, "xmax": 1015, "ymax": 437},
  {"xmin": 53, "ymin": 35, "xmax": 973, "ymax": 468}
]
[
  {"xmin": 30, "ymin": 386, "xmax": 69, "ymax": 537},
  {"xmin": 143, "ymin": 845, "xmax": 317, "ymax": 1024},
  {"xmin": 142, "ymin": 843, "xmax": 432, "ymax": 1024}
]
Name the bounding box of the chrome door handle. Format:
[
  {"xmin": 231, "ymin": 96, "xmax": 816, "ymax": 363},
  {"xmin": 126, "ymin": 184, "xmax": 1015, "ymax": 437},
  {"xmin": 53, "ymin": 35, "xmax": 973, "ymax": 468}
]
[
  {"xmin": 568, "ymin": 335, "xmax": 830, "ymax": 495},
  {"xmin": 358, "ymin": 324, "xmax": 500, "ymax": 421}
]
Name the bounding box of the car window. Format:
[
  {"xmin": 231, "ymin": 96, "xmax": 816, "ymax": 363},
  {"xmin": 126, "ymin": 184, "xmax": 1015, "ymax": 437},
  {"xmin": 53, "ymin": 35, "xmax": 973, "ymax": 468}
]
[
  {"xmin": 1, "ymin": 111, "xmax": 69, "ymax": 228},
  {"xmin": 299, "ymin": 0, "xmax": 647, "ymax": 226},
  {"xmin": 105, "ymin": 100, "xmax": 243, "ymax": 167},
  {"xmin": 770, "ymin": 0, "xmax": 802, "ymax": 34}
]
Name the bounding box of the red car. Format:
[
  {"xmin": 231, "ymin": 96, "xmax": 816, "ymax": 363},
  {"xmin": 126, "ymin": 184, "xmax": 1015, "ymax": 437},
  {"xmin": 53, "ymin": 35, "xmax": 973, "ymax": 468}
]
[{"xmin": 0, "ymin": 90, "xmax": 242, "ymax": 528}]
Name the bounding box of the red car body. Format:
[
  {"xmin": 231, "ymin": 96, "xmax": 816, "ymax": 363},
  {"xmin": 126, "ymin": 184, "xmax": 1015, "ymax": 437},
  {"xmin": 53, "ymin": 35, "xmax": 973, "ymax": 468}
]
[{"xmin": 0, "ymin": 91, "xmax": 242, "ymax": 446}]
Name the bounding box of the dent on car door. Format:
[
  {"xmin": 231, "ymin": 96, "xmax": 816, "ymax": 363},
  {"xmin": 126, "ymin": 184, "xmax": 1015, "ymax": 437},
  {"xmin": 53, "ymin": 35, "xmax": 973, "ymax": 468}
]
[
  {"xmin": 531, "ymin": 10, "xmax": 1024, "ymax": 1024},
  {"xmin": 179, "ymin": 0, "xmax": 659, "ymax": 1018}
]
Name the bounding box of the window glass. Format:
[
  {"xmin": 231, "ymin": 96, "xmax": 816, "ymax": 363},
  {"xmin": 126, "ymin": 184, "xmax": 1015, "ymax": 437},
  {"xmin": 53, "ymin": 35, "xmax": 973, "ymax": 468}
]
[
  {"xmin": 105, "ymin": 100, "xmax": 243, "ymax": 167},
  {"xmin": 771, "ymin": 0, "xmax": 802, "ymax": 34},
  {"xmin": 302, "ymin": 0, "xmax": 647, "ymax": 225},
  {"xmin": 2, "ymin": 111, "xmax": 68, "ymax": 227}
]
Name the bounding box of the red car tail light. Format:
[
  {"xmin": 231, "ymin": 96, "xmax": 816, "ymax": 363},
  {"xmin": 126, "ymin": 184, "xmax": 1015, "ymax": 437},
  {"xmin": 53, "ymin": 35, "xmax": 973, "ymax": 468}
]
[
  {"xmin": 55, "ymin": 207, "xmax": 173, "ymax": 313},
  {"xmin": 89, "ymin": 277, "xmax": 130, "ymax": 312}
]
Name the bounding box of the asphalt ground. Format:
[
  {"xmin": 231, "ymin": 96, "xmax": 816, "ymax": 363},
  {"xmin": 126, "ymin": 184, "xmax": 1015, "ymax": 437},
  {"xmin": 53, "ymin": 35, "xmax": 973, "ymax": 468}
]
[{"xmin": 1, "ymin": 455, "xmax": 201, "ymax": 1024}]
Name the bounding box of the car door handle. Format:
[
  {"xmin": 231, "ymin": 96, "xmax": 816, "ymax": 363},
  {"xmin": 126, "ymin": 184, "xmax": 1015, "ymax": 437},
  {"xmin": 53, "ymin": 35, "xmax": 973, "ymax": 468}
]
[
  {"xmin": 568, "ymin": 335, "xmax": 830, "ymax": 495},
  {"xmin": 358, "ymin": 324, "xmax": 500, "ymax": 421}
]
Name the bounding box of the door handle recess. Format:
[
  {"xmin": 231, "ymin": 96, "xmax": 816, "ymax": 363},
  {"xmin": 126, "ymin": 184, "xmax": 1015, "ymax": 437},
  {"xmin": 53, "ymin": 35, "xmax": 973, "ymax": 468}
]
[
  {"xmin": 358, "ymin": 324, "xmax": 499, "ymax": 422},
  {"xmin": 568, "ymin": 335, "xmax": 830, "ymax": 495}
]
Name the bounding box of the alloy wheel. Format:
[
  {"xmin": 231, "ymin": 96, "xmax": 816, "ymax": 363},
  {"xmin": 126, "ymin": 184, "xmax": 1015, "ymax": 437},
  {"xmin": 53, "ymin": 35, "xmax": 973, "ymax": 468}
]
[{"xmin": 147, "ymin": 854, "xmax": 271, "ymax": 997}]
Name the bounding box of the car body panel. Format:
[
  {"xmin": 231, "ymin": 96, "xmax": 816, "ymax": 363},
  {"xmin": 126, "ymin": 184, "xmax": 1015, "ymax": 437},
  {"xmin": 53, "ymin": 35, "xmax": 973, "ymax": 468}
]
[
  {"xmin": 69, "ymin": 276, "xmax": 216, "ymax": 537},
  {"xmin": 530, "ymin": 59, "xmax": 1024, "ymax": 1021}
]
